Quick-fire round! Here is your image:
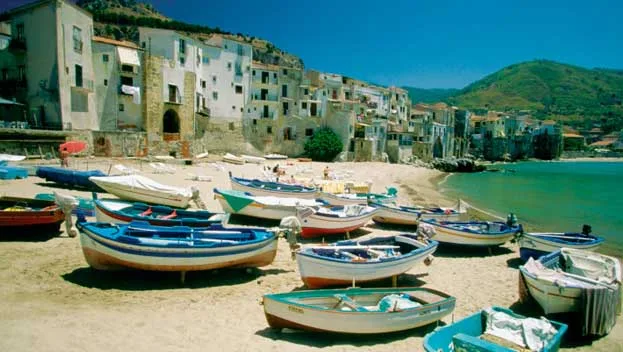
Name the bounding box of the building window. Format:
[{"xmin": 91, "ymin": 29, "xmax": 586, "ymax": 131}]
[
  {"xmin": 282, "ymin": 69, "xmax": 288, "ymax": 75},
  {"xmin": 281, "ymin": 84, "xmax": 287, "ymax": 98},
  {"xmin": 273, "ymin": 72, "xmax": 277, "ymax": 79},
  {"xmin": 201, "ymin": 80, "xmax": 206, "ymax": 88},
  {"xmin": 237, "ymin": 44, "xmax": 244, "ymax": 56},
  {"xmin": 141, "ymin": 41, "xmax": 146, "ymax": 49},
  {"xmin": 72, "ymin": 26, "xmax": 83, "ymax": 54},
  {"xmin": 227, "ymin": 62, "xmax": 232, "ymax": 71},
  {"xmin": 252, "ymin": 70, "xmax": 255, "ymax": 76},
  {"xmin": 179, "ymin": 38, "xmax": 186, "ymax": 54},
  {"xmin": 212, "ymin": 75, "xmax": 217, "ymax": 84},
  {"xmin": 283, "ymin": 127, "xmax": 294, "ymax": 140},
  {"xmin": 179, "ymin": 56, "xmax": 185, "ymax": 66},
  {"xmin": 121, "ymin": 64, "xmax": 133, "ymax": 73},
  {"xmin": 119, "ymin": 103, "xmax": 124, "ymax": 111},
  {"xmin": 305, "ymin": 128, "xmax": 314, "ymax": 137},
  {"xmin": 104, "ymin": 79, "xmax": 108, "ymax": 86},
  {"xmin": 282, "ymin": 102, "xmax": 289, "ymax": 115},
  {"xmin": 202, "ymin": 56, "xmax": 210, "ymax": 64},
  {"xmin": 103, "ymin": 54, "xmax": 109, "ymax": 62},
  {"xmin": 302, "ymin": 102, "xmax": 307, "ymax": 109},
  {"xmin": 232, "ymin": 105, "xmax": 236, "ymax": 110},
  {"xmin": 235, "ymin": 62, "xmax": 242, "ymax": 76},
  {"xmin": 18, "ymin": 65, "xmax": 25, "ymax": 82},
  {"xmin": 212, "ymin": 91, "xmax": 218, "ymax": 100},
  {"xmin": 304, "ymin": 88, "xmax": 309, "ymax": 95},
  {"xmin": 120, "ymin": 76, "xmax": 133, "ymax": 86},
  {"xmin": 253, "ymin": 119, "xmax": 257, "ymax": 125},
  {"xmin": 267, "ymin": 126, "xmax": 272, "ymax": 134},
  {"xmin": 75, "ymin": 64, "xmax": 83, "ymax": 87},
  {"xmin": 235, "ymin": 85, "xmax": 243, "ymax": 94},
  {"xmin": 168, "ymin": 84, "xmax": 179, "ymax": 103},
  {"xmin": 16, "ymin": 23, "xmax": 24, "ymax": 40}
]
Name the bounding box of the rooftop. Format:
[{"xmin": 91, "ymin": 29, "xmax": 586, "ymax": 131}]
[{"xmin": 93, "ymin": 36, "xmax": 141, "ymax": 50}]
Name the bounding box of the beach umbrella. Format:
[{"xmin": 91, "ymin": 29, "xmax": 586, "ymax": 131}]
[{"xmin": 59, "ymin": 141, "xmax": 87, "ymax": 154}]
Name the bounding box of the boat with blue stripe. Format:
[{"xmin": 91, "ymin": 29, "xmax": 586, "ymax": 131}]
[
  {"xmin": 419, "ymin": 219, "xmax": 522, "ymax": 247},
  {"xmin": 229, "ymin": 172, "xmax": 317, "ymax": 199},
  {"xmin": 517, "ymin": 227, "xmax": 604, "ymax": 261},
  {"xmin": 76, "ymin": 219, "xmax": 277, "ymax": 272}
]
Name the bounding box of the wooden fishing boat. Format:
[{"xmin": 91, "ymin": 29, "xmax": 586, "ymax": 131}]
[
  {"xmin": 94, "ymin": 197, "xmax": 226, "ymax": 226},
  {"xmin": 297, "ymin": 205, "xmax": 378, "ymax": 239},
  {"xmin": 295, "ymin": 234, "xmax": 438, "ymax": 288},
  {"xmin": 423, "ymin": 306, "xmax": 567, "ymax": 352},
  {"xmin": 241, "ymin": 154, "xmax": 266, "ymax": 164},
  {"xmin": 222, "ymin": 153, "xmax": 245, "ymax": 165},
  {"xmin": 263, "ymin": 287, "xmax": 455, "ymax": 334},
  {"xmin": 519, "ymin": 248, "xmax": 621, "ymax": 318},
  {"xmin": 0, "ymin": 196, "xmax": 64, "ymax": 233},
  {"xmin": 36, "ymin": 166, "xmax": 106, "ymax": 191},
  {"xmin": 229, "ymin": 172, "xmax": 317, "ymax": 199},
  {"xmin": 370, "ymin": 202, "xmax": 464, "ymax": 226},
  {"xmin": 518, "ymin": 230, "xmax": 604, "ymax": 261},
  {"xmin": 76, "ymin": 220, "xmax": 278, "ymax": 272},
  {"xmin": 89, "ymin": 175, "xmax": 194, "ymax": 208},
  {"xmin": 35, "ymin": 193, "xmax": 94, "ymax": 216},
  {"xmin": 419, "ymin": 219, "xmax": 521, "ymax": 246},
  {"xmin": 213, "ymin": 188, "xmax": 324, "ymax": 220},
  {"xmin": 263, "ymin": 153, "xmax": 288, "ymax": 160},
  {"xmin": 318, "ymin": 187, "xmax": 397, "ymax": 206},
  {"xmin": 0, "ymin": 153, "xmax": 26, "ymax": 162}
]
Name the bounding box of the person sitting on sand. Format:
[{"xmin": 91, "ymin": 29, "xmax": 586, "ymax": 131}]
[{"xmin": 272, "ymin": 164, "xmax": 286, "ymax": 177}]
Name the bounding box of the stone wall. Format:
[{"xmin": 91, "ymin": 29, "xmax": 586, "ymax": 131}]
[
  {"xmin": 353, "ymin": 138, "xmax": 373, "ymax": 161},
  {"xmin": 92, "ymin": 131, "xmax": 148, "ymax": 157},
  {"xmin": 413, "ymin": 142, "xmax": 432, "ymax": 161}
]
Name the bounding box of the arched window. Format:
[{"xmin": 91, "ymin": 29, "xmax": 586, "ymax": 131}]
[{"xmin": 163, "ymin": 109, "xmax": 180, "ymax": 133}]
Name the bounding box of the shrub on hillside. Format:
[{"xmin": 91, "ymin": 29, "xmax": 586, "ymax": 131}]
[{"xmin": 304, "ymin": 128, "xmax": 343, "ymax": 162}]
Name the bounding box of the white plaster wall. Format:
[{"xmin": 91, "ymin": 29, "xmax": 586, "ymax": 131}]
[{"xmin": 58, "ymin": 1, "xmax": 97, "ymax": 130}]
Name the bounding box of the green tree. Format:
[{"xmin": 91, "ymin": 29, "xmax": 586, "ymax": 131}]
[{"xmin": 304, "ymin": 128, "xmax": 343, "ymax": 161}]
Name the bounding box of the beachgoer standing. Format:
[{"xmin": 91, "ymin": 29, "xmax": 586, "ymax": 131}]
[
  {"xmin": 323, "ymin": 166, "xmax": 330, "ymax": 180},
  {"xmin": 60, "ymin": 147, "xmax": 69, "ymax": 168}
]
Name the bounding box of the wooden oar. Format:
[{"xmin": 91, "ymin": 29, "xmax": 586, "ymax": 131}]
[
  {"xmin": 305, "ymin": 245, "xmax": 400, "ymax": 250},
  {"xmin": 528, "ymin": 234, "xmax": 596, "ymax": 241}
]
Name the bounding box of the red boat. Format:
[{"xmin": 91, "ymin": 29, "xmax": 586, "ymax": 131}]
[{"xmin": 0, "ymin": 196, "xmax": 65, "ymax": 234}]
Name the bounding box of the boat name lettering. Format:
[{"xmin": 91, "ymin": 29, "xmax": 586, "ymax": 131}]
[{"xmin": 288, "ymin": 305, "xmax": 304, "ymax": 314}]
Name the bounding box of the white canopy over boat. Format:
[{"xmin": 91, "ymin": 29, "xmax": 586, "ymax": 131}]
[{"xmin": 89, "ymin": 175, "xmax": 193, "ymax": 208}]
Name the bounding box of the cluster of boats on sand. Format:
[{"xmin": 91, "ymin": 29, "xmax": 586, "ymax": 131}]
[{"xmin": 0, "ymin": 160, "xmax": 620, "ymax": 351}]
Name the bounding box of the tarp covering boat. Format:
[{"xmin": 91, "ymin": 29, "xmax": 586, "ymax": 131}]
[
  {"xmin": 89, "ymin": 175, "xmax": 194, "ymax": 208},
  {"xmin": 520, "ymin": 248, "xmax": 621, "ymax": 336}
]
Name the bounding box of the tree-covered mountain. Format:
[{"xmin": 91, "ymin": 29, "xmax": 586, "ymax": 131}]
[
  {"xmin": 76, "ymin": 0, "xmax": 304, "ymax": 68},
  {"xmin": 402, "ymin": 87, "xmax": 459, "ymax": 104},
  {"xmin": 447, "ymin": 60, "xmax": 623, "ymax": 130}
]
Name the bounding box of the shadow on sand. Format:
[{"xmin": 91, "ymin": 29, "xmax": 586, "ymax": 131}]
[
  {"xmin": 0, "ymin": 227, "xmax": 63, "ymax": 242},
  {"xmin": 255, "ymin": 321, "xmax": 445, "ymax": 347},
  {"xmin": 506, "ymin": 257, "xmax": 524, "ymax": 269},
  {"xmin": 433, "ymin": 244, "xmax": 513, "ymax": 258},
  {"xmin": 289, "ymin": 273, "xmax": 430, "ymax": 292},
  {"xmin": 62, "ymin": 267, "xmax": 292, "ymax": 291},
  {"xmin": 508, "ymin": 300, "xmax": 605, "ymax": 348},
  {"xmin": 34, "ymin": 182, "xmax": 98, "ymax": 192}
]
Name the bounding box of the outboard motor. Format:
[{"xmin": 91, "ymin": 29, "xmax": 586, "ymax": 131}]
[
  {"xmin": 582, "ymin": 224, "xmax": 592, "ymax": 235},
  {"xmin": 506, "ymin": 213, "xmax": 518, "ymax": 227}
]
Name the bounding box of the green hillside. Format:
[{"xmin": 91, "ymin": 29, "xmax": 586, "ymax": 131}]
[
  {"xmin": 402, "ymin": 87, "xmax": 459, "ymax": 104},
  {"xmin": 448, "ymin": 60, "xmax": 623, "ymax": 128}
]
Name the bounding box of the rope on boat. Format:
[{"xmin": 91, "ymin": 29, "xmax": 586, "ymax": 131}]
[{"xmin": 459, "ymin": 199, "xmax": 506, "ymax": 221}]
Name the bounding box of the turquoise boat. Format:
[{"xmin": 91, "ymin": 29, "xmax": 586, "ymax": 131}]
[
  {"xmin": 423, "ymin": 306, "xmax": 567, "ymax": 352},
  {"xmin": 0, "ymin": 166, "xmax": 28, "ymax": 180},
  {"xmin": 34, "ymin": 193, "xmax": 95, "ymax": 216}
]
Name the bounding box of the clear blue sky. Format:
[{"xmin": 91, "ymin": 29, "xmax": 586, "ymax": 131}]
[{"xmin": 2, "ymin": 0, "xmax": 622, "ymax": 88}]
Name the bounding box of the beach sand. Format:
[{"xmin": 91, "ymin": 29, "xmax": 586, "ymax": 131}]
[{"xmin": 0, "ymin": 158, "xmax": 620, "ymax": 351}]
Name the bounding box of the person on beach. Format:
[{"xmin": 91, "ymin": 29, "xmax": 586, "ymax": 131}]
[
  {"xmin": 59, "ymin": 147, "xmax": 69, "ymax": 168},
  {"xmin": 323, "ymin": 166, "xmax": 330, "ymax": 180}
]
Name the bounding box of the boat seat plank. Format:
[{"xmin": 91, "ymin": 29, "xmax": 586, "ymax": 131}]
[
  {"xmin": 333, "ymin": 294, "xmax": 369, "ymax": 312},
  {"xmin": 453, "ymin": 333, "xmax": 516, "ymax": 352}
]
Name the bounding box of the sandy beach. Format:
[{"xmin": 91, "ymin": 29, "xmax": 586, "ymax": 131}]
[{"xmin": 0, "ymin": 158, "xmax": 620, "ymax": 352}]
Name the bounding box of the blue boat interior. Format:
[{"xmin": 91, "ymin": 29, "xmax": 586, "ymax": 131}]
[
  {"xmin": 426, "ymin": 220, "xmax": 520, "ymax": 235},
  {"xmin": 233, "ymin": 176, "xmax": 315, "ymax": 192},
  {"xmin": 0, "ymin": 197, "xmax": 57, "ymax": 211},
  {"xmin": 307, "ymin": 234, "xmax": 432, "ymax": 262},
  {"xmin": 81, "ymin": 221, "xmax": 272, "ymax": 246},
  {"xmin": 122, "ymin": 202, "xmax": 219, "ymax": 220}
]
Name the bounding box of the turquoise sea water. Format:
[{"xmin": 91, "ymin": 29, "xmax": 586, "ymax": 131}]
[{"xmin": 440, "ymin": 161, "xmax": 623, "ymax": 256}]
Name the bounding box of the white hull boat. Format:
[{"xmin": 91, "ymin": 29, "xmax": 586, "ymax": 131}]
[
  {"xmin": 213, "ymin": 188, "xmax": 324, "ymax": 220},
  {"xmin": 296, "ymin": 234, "xmax": 438, "ymax": 288},
  {"xmin": 419, "ymin": 219, "xmax": 521, "ymax": 246},
  {"xmin": 89, "ymin": 175, "xmax": 194, "ymax": 208},
  {"xmin": 241, "ymin": 155, "xmax": 266, "ymax": 164},
  {"xmin": 263, "ymin": 287, "xmax": 455, "ymax": 334},
  {"xmin": 222, "ymin": 153, "xmax": 245, "ymax": 165},
  {"xmin": 297, "ymin": 205, "xmax": 378, "ymax": 239}
]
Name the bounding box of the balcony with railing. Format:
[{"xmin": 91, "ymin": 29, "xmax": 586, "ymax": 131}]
[{"xmin": 72, "ymin": 79, "xmax": 94, "ymax": 92}]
